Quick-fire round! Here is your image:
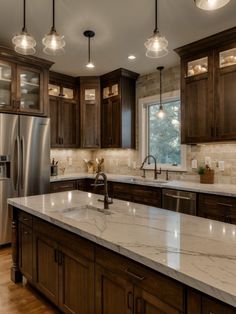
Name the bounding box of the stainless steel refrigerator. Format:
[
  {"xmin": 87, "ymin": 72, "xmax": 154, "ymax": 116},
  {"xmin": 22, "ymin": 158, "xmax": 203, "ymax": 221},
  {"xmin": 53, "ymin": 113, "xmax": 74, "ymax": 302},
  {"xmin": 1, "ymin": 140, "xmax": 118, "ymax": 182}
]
[{"xmin": 0, "ymin": 113, "xmax": 50, "ymax": 246}]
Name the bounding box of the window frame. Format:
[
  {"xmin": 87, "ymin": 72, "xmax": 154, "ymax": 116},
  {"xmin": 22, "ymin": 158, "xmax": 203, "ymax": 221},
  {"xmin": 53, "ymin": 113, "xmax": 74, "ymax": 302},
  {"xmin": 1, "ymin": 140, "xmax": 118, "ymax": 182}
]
[{"xmin": 138, "ymin": 90, "xmax": 187, "ymax": 172}]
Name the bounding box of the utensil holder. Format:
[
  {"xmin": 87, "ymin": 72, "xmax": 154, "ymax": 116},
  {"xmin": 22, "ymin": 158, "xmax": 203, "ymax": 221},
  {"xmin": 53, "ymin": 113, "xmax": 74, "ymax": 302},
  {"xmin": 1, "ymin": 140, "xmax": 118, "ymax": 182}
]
[{"xmin": 51, "ymin": 165, "xmax": 58, "ymax": 176}]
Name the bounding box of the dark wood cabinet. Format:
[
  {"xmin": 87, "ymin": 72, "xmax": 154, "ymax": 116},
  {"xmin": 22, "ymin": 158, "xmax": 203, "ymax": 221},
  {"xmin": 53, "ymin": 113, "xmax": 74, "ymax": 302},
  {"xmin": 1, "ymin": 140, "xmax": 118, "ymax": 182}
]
[
  {"xmin": 198, "ymin": 193, "xmax": 236, "ymax": 224},
  {"xmin": 49, "ymin": 72, "xmax": 79, "ymax": 148},
  {"xmin": 80, "ymin": 77, "xmax": 100, "ymax": 148},
  {"xmin": 18, "ymin": 222, "xmax": 33, "ymax": 281},
  {"xmin": 101, "ymin": 68, "xmax": 139, "ymax": 148},
  {"xmin": 50, "ymin": 180, "xmax": 78, "ymax": 193},
  {"xmin": 95, "ymin": 247, "xmax": 184, "ymax": 314},
  {"xmin": 113, "ymin": 182, "xmax": 162, "ymax": 207},
  {"xmin": 175, "ymin": 27, "xmax": 236, "ymax": 144},
  {"xmin": 0, "ymin": 46, "xmax": 52, "ymax": 116}
]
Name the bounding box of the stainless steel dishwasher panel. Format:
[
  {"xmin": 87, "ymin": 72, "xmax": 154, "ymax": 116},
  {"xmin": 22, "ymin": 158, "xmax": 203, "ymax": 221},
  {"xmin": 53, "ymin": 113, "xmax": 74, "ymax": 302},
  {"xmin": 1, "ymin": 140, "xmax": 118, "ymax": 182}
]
[{"xmin": 162, "ymin": 189, "xmax": 197, "ymax": 215}]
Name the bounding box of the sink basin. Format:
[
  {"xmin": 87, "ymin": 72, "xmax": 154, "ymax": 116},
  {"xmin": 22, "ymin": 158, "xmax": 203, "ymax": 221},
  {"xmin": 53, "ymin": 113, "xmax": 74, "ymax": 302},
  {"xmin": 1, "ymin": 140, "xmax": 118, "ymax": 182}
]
[
  {"xmin": 123, "ymin": 177, "xmax": 167, "ymax": 184},
  {"xmin": 61, "ymin": 204, "xmax": 112, "ymax": 220}
]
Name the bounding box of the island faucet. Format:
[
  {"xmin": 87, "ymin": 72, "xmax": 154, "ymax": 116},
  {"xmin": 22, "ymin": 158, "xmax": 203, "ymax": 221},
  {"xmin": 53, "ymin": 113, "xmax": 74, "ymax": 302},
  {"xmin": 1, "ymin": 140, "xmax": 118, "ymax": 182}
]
[
  {"xmin": 93, "ymin": 172, "xmax": 113, "ymax": 209},
  {"xmin": 140, "ymin": 155, "xmax": 161, "ymax": 180}
]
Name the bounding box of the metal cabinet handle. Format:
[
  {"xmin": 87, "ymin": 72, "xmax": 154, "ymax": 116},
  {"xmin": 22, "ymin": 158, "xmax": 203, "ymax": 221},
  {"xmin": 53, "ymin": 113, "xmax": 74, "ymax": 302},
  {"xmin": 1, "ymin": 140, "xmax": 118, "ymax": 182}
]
[
  {"xmin": 125, "ymin": 268, "xmax": 145, "ymax": 281},
  {"xmin": 217, "ymin": 202, "xmax": 232, "ymax": 208},
  {"xmin": 164, "ymin": 193, "xmax": 191, "ymax": 200},
  {"xmin": 23, "ymin": 218, "xmax": 29, "ymax": 221},
  {"xmin": 23, "ymin": 231, "xmax": 29, "ymax": 235},
  {"xmin": 127, "ymin": 291, "xmax": 133, "ymax": 310}
]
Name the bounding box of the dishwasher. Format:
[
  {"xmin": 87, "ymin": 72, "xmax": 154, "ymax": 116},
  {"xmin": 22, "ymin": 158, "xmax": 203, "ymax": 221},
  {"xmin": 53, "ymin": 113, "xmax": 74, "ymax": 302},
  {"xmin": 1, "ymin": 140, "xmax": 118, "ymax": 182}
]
[{"xmin": 162, "ymin": 189, "xmax": 197, "ymax": 215}]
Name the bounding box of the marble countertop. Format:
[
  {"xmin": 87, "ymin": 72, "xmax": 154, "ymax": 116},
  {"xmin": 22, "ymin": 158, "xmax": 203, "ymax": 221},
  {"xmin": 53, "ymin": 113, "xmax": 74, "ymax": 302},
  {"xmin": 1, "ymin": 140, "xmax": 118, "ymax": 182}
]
[
  {"xmin": 50, "ymin": 172, "xmax": 236, "ymax": 197},
  {"xmin": 8, "ymin": 191, "xmax": 236, "ymax": 308}
]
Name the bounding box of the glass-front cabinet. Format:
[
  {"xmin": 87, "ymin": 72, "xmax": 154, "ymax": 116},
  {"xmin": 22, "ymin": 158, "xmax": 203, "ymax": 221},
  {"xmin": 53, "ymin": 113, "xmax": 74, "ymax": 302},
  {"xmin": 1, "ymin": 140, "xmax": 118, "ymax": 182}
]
[
  {"xmin": 18, "ymin": 68, "xmax": 43, "ymax": 113},
  {"xmin": 0, "ymin": 61, "xmax": 14, "ymax": 110},
  {"xmin": 187, "ymin": 57, "xmax": 208, "ymax": 77}
]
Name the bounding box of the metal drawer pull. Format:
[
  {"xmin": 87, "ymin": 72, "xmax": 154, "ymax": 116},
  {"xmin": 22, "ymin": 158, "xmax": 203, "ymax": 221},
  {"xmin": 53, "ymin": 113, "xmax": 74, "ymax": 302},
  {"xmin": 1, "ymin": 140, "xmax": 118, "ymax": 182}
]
[
  {"xmin": 217, "ymin": 202, "xmax": 232, "ymax": 208},
  {"xmin": 59, "ymin": 185, "xmax": 73, "ymax": 189},
  {"xmin": 125, "ymin": 268, "xmax": 145, "ymax": 281},
  {"xmin": 165, "ymin": 193, "xmax": 191, "ymax": 200},
  {"xmin": 24, "ymin": 231, "xmax": 29, "ymax": 235},
  {"xmin": 23, "ymin": 218, "xmax": 29, "ymax": 221}
]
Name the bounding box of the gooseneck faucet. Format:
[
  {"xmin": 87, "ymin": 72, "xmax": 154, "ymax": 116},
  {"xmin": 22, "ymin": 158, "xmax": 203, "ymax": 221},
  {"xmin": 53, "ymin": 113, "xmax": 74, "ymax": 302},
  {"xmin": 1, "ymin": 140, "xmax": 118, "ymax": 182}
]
[
  {"xmin": 94, "ymin": 172, "xmax": 112, "ymax": 209},
  {"xmin": 140, "ymin": 155, "xmax": 161, "ymax": 180}
]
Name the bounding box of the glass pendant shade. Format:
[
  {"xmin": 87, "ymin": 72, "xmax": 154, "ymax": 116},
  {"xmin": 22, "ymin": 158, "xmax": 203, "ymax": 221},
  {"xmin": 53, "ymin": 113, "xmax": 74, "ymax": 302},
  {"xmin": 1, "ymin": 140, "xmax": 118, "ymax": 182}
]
[
  {"xmin": 194, "ymin": 0, "xmax": 230, "ymax": 10},
  {"xmin": 157, "ymin": 104, "xmax": 165, "ymax": 118},
  {"xmin": 12, "ymin": 31, "xmax": 36, "ymax": 55},
  {"xmin": 145, "ymin": 31, "xmax": 168, "ymax": 58},
  {"xmin": 42, "ymin": 29, "xmax": 65, "ymax": 55}
]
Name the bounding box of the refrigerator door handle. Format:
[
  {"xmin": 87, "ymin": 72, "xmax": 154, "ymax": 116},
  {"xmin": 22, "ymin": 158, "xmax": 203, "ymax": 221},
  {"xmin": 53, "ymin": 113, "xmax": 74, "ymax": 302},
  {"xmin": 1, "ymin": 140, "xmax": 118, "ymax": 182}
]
[
  {"xmin": 20, "ymin": 137, "xmax": 24, "ymax": 189},
  {"xmin": 13, "ymin": 135, "xmax": 20, "ymax": 191}
]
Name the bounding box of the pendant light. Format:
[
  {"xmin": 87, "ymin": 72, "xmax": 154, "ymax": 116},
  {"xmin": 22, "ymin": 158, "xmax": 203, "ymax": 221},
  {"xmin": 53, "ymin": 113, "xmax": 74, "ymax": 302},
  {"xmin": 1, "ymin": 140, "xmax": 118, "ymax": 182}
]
[
  {"xmin": 144, "ymin": 0, "xmax": 168, "ymax": 58},
  {"xmin": 157, "ymin": 66, "xmax": 165, "ymax": 118},
  {"xmin": 42, "ymin": 0, "xmax": 65, "ymax": 55},
  {"xmin": 84, "ymin": 30, "xmax": 95, "ymax": 68},
  {"xmin": 194, "ymin": 0, "xmax": 230, "ymax": 10},
  {"xmin": 12, "ymin": 0, "xmax": 36, "ymax": 55}
]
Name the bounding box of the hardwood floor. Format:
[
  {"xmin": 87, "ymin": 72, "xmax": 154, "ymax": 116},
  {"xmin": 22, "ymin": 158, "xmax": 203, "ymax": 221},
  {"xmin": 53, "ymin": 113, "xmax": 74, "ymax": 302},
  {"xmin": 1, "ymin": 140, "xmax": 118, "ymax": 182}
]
[{"xmin": 0, "ymin": 247, "xmax": 60, "ymax": 314}]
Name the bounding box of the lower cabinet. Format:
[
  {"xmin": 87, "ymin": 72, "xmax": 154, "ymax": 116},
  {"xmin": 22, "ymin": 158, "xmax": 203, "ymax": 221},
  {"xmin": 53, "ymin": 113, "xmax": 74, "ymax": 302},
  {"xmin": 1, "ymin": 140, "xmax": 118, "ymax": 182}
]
[
  {"xmin": 18, "ymin": 222, "xmax": 33, "ymax": 281},
  {"xmin": 95, "ymin": 247, "xmax": 184, "ymax": 314},
  {"xmin": 33, "ymin": 218, "xmax": 94, "ymax": 314},
  {"xmin": 198, "ymin": 193, "xmax": 236, "ymax": 224}
]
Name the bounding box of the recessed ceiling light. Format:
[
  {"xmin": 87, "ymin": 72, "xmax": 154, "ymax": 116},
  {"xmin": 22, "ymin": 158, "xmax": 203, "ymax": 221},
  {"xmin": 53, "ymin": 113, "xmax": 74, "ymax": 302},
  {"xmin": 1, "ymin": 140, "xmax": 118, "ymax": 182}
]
[{"xmin": 128, "ymin": 55, "xmax": 136, "ymax": 60}]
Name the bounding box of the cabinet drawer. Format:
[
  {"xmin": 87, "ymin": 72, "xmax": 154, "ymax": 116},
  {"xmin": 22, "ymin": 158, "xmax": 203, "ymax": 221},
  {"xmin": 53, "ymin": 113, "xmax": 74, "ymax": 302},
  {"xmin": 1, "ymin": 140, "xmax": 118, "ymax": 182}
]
[
  {"xmin": 50, "ymin": 180, "xmax": 77, "ymax": 193},
  {"xmin": 132, "ymin": 185, "xmax": 162, "ymax": 207},
  {"xmin": 95, "ymin": 246, "xmax": 184, "ymax": 311},
  {"xmin": 202, "ymin": 296, "xmax": 236, "ymax": 314},
  {"xmin": 18, "ymin": 211, "xmax": 33, "ymax": 227},
  {"xmin": 198, "ymin": 194, "xmax": 236, "ymax": 223}
]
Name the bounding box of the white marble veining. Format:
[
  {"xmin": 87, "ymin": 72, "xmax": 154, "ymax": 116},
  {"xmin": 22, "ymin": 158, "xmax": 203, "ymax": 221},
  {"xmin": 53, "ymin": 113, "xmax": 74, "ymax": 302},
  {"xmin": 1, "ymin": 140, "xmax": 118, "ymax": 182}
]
[
  {"xmin": 8, "ymin": 191, "xmax": 236, "ymax": 308},
  {"xmin": 50, "ymin": 172, "xmax": 236, "ymax": 197}
]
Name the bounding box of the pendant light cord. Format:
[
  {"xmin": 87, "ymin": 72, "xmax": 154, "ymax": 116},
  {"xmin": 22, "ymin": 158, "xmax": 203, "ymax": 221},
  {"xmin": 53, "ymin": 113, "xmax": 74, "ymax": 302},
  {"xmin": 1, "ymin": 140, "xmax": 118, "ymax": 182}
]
[
  {"xmin": 160, "ymin": 68, "xmax": 162, "ymax": 106},
  {"xmin": 154, "ymin": 0, "xmax": 158, "ymax": 33},
  {"xmin": 22, "ymin": 0, "xmax": 26, "ymax": 31},
  {"xmin": 88, "ymin": 37, "xmax": 91, "ymax": 63},
  {"xmin": 52, "ymin": 0, "xmax": 55, "ymax": 31}
]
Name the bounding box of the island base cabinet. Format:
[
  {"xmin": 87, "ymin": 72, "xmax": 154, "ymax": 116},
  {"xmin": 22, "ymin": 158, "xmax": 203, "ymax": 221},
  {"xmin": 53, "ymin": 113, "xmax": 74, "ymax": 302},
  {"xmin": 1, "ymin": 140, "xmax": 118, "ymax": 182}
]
[
  {"xmin": 18, "ymin": 222, "xmax": 33, "ymax": 281},
  {"xmin": 59, "ymin": 245, "xmax": 94, "ymax": 314},
  {"xmin": 95, "ymin": 264, "xmax": 133, "ymax": 314},
  {"xmin": 33, "ymin": 232, "xmax": 59, "ymax": 305}
]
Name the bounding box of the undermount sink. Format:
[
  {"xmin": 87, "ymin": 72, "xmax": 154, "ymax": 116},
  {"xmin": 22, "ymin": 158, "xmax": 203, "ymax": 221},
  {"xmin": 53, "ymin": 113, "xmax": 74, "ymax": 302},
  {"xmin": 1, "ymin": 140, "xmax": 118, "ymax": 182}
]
[
  {"xmin": 123, "ymin": 177, "xmax": 167, "ymax": 184},
  {"xmin": 61, "ymin": 204, "xmax": 112, "ymax": 219}
]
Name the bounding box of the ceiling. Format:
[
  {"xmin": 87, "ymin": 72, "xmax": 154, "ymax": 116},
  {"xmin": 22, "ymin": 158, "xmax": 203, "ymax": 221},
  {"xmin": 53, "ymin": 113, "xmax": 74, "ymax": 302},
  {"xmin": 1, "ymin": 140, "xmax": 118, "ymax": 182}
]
[{"xmin": 0, "ymin": 0, "xmax": 236, "ymax": 76}]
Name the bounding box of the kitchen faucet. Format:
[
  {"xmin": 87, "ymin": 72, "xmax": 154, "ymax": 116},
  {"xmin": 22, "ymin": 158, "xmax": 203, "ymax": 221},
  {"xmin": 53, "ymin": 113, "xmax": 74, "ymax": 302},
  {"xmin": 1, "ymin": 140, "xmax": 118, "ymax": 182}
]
[
  {"xmin": 93, "ymin": 172, "xmax": 113, "ymax": 209},
  {"xmin": 140, "ymin": 155, "xmax": 161, "ymax": 180}
]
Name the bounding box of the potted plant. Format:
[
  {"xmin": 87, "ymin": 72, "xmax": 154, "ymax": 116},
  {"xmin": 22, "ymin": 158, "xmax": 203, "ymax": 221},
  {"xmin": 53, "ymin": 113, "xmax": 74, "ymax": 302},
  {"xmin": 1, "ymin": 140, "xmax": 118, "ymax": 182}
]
[{"xmin": 198, "ymin": 165, "xmax": 215, "ymax": 184}]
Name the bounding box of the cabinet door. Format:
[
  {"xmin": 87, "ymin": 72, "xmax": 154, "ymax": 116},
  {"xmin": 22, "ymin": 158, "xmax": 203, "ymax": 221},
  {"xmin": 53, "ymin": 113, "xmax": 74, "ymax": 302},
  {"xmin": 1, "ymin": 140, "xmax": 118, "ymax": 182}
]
[
  {"xmin": 134, "ymin": 287, "xmax": 181, "ymax": 314},
  {"xmin": 80, "ymin": 78, "xmax": 100, "ymax": 148},
  {"xmin": 101, "ymin": 97, "xmax": 120, "ymax": 148},
  {"xmin": 181, "ymin": 52, "xmax": 214, "ymax": 144},
  {"xmin": 198, "ymin": 194, "xmax": 227, "ymax": 222},
  {"xmin": 215, "ymin": 44, "xmax": 236, "ymax": 140},
  {"xmin": 58, "ymin": 246, "xmax": 94, "ymax": 314},
  {"xmin": 60, "ymin": 99, "xmax": 79, "ymax": 148},
  {"xmin": 17, "ymin": 66, "xmax": 44, "ymax": 114},
  {"xmin": 202, "ymin": 296, "xmax": 236, "ymax": 314},
  {"xmin": 18, "ymin": 222, "xmax": 33, "ymax": 281},
  {"xmin": 0, "ymin": 60, "xmax": 15, "ymax": 112},
  {"xmin": 50, "ymin": 97, "xmax": 60, "ymax": 147},
  {"xmin": 95, "ymin": 264, "xmax": 133, "ymax": 314},
  {"xmin": 33, "ymin": 232, "xmax": 59, "ymax": 305}
]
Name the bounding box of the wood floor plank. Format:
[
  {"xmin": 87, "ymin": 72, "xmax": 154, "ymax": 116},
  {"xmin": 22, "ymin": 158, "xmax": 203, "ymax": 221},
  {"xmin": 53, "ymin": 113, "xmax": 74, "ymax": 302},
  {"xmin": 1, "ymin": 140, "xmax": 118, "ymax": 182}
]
[{"xmin": 0, "ymin": 247, "xmax": 60, "ymax": 314}]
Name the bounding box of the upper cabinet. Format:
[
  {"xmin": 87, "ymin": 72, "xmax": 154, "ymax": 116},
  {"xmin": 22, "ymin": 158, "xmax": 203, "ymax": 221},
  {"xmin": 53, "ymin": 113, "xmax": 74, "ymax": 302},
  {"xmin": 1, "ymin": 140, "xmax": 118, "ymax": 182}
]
[
  {"xmin": 49, "ymin": 72, "xmax": 79, "ymax": 148},
  {"xmin": 175, "ymin": 27, "xmax": 236, "ymax": 144},
  {"xmin": 0, "ymin": 46, "xmax": 53, "ymax": 116},
  {"xmin": 100, "ymin": 68, "xmax": 139, "ymax": 148},
  {"xmin": 80, "ymin": 77, "xmax": 101, "ymax": 148}
]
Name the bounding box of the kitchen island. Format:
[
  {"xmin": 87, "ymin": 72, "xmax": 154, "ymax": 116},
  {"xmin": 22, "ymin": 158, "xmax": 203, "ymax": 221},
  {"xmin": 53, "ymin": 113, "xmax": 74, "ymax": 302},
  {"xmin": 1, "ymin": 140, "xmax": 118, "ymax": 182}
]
[{"xmin": 8, "ymin": 190, "xmax": 236, "ymax": 313}]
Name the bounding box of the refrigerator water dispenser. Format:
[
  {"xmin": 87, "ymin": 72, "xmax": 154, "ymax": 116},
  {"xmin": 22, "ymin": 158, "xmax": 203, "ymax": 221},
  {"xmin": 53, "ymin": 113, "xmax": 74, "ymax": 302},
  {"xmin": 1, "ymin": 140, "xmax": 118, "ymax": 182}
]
[{"xmin": 0, "ymin": 155, "xmax": 10, "ymax": 178}]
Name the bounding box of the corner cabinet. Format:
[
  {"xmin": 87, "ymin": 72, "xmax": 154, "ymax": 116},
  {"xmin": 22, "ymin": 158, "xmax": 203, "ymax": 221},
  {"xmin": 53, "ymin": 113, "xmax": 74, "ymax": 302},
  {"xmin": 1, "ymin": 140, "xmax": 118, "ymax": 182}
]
[
  {"xmin": 175, "ymin": 27, "xmax": 236, "ymax": 144},
  {"xmin": 0, "ymin": 46, "xmax": 52, "ymax": 116},
  {"xmin": 49, "ymin": 71, "xmax": 80, "ymax": 148},
  {"xmin": 80, "ymin": 77, "xmax": 101, "ymax": 148},
  {"xmin": 101, "ymin": 68, "xmax": 139, "ymax": 148}
]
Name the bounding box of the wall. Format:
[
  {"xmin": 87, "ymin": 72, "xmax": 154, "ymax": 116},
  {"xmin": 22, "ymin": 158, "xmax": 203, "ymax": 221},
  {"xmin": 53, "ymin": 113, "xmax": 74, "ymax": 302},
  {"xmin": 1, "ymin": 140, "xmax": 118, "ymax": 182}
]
[{"xmin": 51, "ymin": 65, "xmax": 236, "ymax": 184}]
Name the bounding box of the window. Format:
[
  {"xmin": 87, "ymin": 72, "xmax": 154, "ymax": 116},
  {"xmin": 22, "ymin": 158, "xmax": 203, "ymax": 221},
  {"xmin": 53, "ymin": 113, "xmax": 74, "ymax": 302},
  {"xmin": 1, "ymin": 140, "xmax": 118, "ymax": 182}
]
[{"xmin": 139, "ymin": 91, "xmax": 186, "ymax": 171}]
